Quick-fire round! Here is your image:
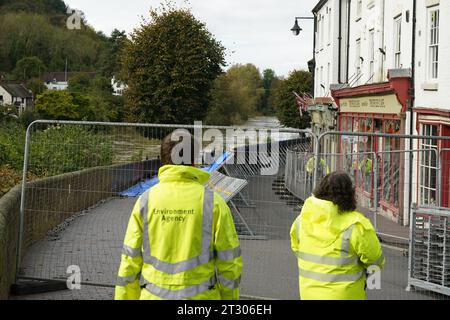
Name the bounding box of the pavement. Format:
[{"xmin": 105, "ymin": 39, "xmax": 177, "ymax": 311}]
[{"xmin": 9, "ymin": 176, "xmax": 448, "ymax": 300}]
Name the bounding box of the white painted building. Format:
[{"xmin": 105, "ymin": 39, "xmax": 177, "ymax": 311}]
[
  {"xmin": 311, "ymin": 0, "xmax": 450, "ymax": 224},
  {"xmin": 111, "ymin": 76, "xmax": 127, "ymax": 96},
  {"xmin": 312, "ymin": 0, "xmax": 415, "ymax": 225},
  {"xmin": 0, "ymin": 83, "xmax": 33, "ymax": 115},
  {"xmin": 313, "ymin": 0, "xmax": 342, "ymax": 97},
  {"xmin": 42, "ymin": 72, "xmax": 97, "ymax": 91},
  {"xmin": 313, "ymin": 0, "xmax": 414, "ymax": 93},
  {"xmin": 413, "ymin": 0, "xmax": 450, "ymax": 209}
]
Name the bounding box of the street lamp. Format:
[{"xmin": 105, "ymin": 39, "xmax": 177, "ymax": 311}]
[{"xmin": 291, "ymin": 17, "xmax": 314, "ymax": 36}]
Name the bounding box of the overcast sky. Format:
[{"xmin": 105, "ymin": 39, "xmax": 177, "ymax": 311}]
[{"xmin": 65, "ymin": 0, "xmax": 317, "ymax": 77}]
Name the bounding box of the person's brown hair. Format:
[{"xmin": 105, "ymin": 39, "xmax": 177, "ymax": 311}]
[
  {"xmin": 160, "ymin": 131, "xmax": 200, "ymax": 166},
  {"xmin": 313, "ymin": 171, "xmax": 357, "ymax": 213}
]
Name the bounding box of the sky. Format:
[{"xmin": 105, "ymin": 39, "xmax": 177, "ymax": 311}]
[{"xmin": 64, "ymin": 0, "xmax": 317, "ymax": 77}]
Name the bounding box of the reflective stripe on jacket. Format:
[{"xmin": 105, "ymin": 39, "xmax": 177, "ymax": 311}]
[
  {"xmin": 290, "ymin": 196, "xmax": 385, "ymax": 300},
  {"xmin": 115, "ymin": 165, "xmax": 242, "ymax": 300}
]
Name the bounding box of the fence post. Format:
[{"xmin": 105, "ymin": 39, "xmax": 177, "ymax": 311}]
[
  {"xmin": 16, "ymin": 121, "xmax": 34, "ymax": 282},
  {"xmin": 372, "ymin": 152, "xmax": 378, "ymax": 231},
  {"xmin": 313, "ymin": 135, "xmax": 321, "ymax": 190}
]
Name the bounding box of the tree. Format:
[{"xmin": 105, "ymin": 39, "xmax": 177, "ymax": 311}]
[
  {"xmin": 261, "ymin": 68, "xmax": 277, "ymax": 115},
  {"xmin": 35, "ymin": 90, "xmax": 94, "ymax": 120},
  {"xmin": 274, "ymin": 70, "xmax": 313, "ymax": 129},
  {"xmin": 0, "ymin": 11, "xmax": 109, "ymax": 74},
  {"xmin": 206, "ymin": 74, "xmax": 238, "ymax": 126},
  {"xmin": 104, "ymin": 29, "xmax": 128, "ymax": 76},
  {"xmin": 13, "ymin": 56, "xmax": 46, "ymax": 80},
  {"xmin": 206, "ymin": 63, "xmax": 265, "ymax": 126},
  {"xmin": 121, "ymin": 5, "xmax": 226, "ymax": 124},
  {"xmin": 27, "ymin": 77, "xmax": 47, "ymax": 96},
  {"xmin": 68, "ymin": 73, "xmax": 92, "ymax": 94}
]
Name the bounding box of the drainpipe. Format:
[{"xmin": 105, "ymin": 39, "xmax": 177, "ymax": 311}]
[
  {"xmin": 313, "ymin": 12, "xmax": 318, "ymax": 95},
  {"xmin": 338, "ymin": 0, "xmax": 343, "ymax": 83},
  {"xmin": 380, "ymin": 0, "xmax": 386, "ymax": 82},
  {"xmin": 407, "ymin": 0, "xmax": 417, "ymax": 226},
  {"xmin": 346, "ymin": 0, "xmax": 351, "ymax": 83}
]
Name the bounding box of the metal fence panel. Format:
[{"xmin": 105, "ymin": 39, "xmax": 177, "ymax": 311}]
[
  {"xmin": 15, "ymin": 120, "xmax": 314, "ymax": 300},
  {"xmin": 13, "ymin": 122, "xmax": 450, "ymax": 300}
]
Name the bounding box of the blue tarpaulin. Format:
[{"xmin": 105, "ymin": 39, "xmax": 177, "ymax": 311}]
[{"xmin": 119, "ymin": 151, "xmax": 234, "ymax": 197}]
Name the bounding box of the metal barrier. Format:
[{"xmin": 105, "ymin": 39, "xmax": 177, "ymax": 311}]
[
  {"xmin": 13, "ymin": 121, "xmax": 450, "ymax": 300},
  {"xmin": 408, "ymin": 206, "xmax": 450, "ymax": 296},
  {"xmin": 14, "ymin": 120, "xmax": 315, "ymax": 300}
]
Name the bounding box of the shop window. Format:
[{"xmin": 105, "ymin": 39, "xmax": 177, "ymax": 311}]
[
  {"xmin": 420, "ymin": 124, "xmax": 438, "ymax": 206},
  {"xmin": 381, "ymin": 120, "xmax": 401, "ymax": 207}
]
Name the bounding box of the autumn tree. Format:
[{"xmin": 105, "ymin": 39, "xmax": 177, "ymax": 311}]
[{"xmin": 121, "ymin": 6, "xmax": 225, "ymax": 124}]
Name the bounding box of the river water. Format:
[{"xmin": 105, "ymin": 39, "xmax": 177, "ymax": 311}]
[{"xmin": 243, "ymin": 116, "xmax": 302, "ymax": 142}]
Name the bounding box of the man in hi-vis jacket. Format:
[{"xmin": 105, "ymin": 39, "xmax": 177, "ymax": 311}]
[{"xmin": 115, "ymin": 131, "xmax": 242, "ymax": 300}]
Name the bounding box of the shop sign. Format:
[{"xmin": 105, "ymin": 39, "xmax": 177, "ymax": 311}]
[{"xmin": 340, "ymin": 94, "xmax": 402, "ymax": 114}]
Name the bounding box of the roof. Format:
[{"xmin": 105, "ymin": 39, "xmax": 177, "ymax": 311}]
[
  {"xmin": 0, "ymin": 83, "xmax": 33, "ymax": 98},
  {"xmin": 307, "ymin": 97, "xmax": 335, "ymax": 105},
  {"xmin": 42, "ymin": 72, "xmax": 97, "ymax": 83},
  {"xmin": 312, "ymin": 0, "xmax": 329, "ymax": 13}
]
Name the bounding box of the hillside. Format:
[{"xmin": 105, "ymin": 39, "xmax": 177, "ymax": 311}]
[
  {"xmin": 0, "ymin": 0, "xmax": 124, "ymax": 78},
  {"xmin": 0, "ymin": 0, "xmax": 67, "ymax": 15}
]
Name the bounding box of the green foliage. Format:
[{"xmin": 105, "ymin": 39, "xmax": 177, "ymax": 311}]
[
  {"xmin": 102, "ymin": 29, "xmax": 128, "ymax": 77},
  {"xmin": 121, "ymin": 6, "xmax": 225, "ymax": 124},
  {"xmin": 13, "ymin": 56, "xmax": 46, "ymax": 80},
  {"xmin": 0, "ymin": 122, "xmax": 24, "ymax": 170},
  {"xmin": 275, "ymin": 70, "xmax": 313, "ymax": 129},
  {"xmin": 0, "ymin": 121, "xmax": 113, "ymax": 185},
  {"xmin": 0, "ymin": 104, "xmax": 19, "ymax": 120},
  {"xmin": 0, "ymin": 164, "xmax": 22, "ymax": 197},
  {"xmin": 206, "ymin": 64, "xmax": 264, "ymax": 126},
  {"xmin": 68, "ymin": 73, "xmax": 92, "ymax": 94},
  {"xmin": 260, "ymin": 69, "xmax": 278, "ymax": 115},
  {"xmin": 18, "ymin": 108, "xmax": 40, "ymax": 127},
  {"xmin": 29, "ymin": 125, "xmax": 113, "ymax": 177},
  {"xmin": 0, "ymin": 0, "xmax": 67, "ymax": 15},
  {"xmin": 26, "ymin": 77, "xmax": 47, "ymax": 96},
  {"xmin": 35, "ymin": 90, "xmax": 94, "ymax": 120},
  {"xmin": 0, "ymin": 11, "xmax": 109, "ymax": 74},
  {"xmin": 67, "ymin": 74, "xmax": 120, "ymax": 121}
]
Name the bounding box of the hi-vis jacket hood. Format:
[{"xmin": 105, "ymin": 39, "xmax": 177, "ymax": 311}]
[
  {"xmin": 299, "ymin": 196, "xmax": 373, "ymax": 248},
  {"xmin": 158, "ymin": 165, "xmax": 210, "ymax": 185}
]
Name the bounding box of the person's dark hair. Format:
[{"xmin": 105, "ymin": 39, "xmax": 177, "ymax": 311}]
[
  {"xmin": 313, "ymin": 171, "xmax": 357, "ymax": 213},
  {"xmin": 160, "ymin": 131, "xmax": 200, "ymax": 166}
]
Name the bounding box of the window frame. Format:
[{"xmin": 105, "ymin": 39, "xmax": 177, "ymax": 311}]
[
  {"xmin": 419, "ymin": 124, "xmax": 439, "ymax": 206},
  {"xmin": 355, "ymin": 38, "xmax": 362, "ymax": 85},
  {"xmin": 394, "ymin": 15, "xmax": 402, "ymax": 69},
  {"xmin": 356, "ymin": 0, "xmax": 363, "ymax": 20},
  {"xmin": 427, "ymin": 7, "xmax": 439, "ymax": 81},
  {"xmin": 369, "ymin": 29, "xmax": 375, "ymax": 82}
]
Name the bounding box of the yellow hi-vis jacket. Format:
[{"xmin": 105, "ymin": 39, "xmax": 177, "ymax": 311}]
[
  {"xmin": 290, "ymin": 196, "xmax": 385, "ymax": 300},
  {"xmin": 305, "ymin": 157, "xmax": 330, "ymax": 175},
  {"xmin": 115, "ymin": 165, "xmax": 243, "ymax": 300}
]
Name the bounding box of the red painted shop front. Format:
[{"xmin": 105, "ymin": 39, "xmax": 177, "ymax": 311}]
[{"xmin": 332, "ymin": 73, "xmax": 411, "ymax": 224}]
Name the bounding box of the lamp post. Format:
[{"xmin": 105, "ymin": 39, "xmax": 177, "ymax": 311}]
[{"xmin": 291, "ymin": 17, "xmax": 314, "ymax": 36}]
